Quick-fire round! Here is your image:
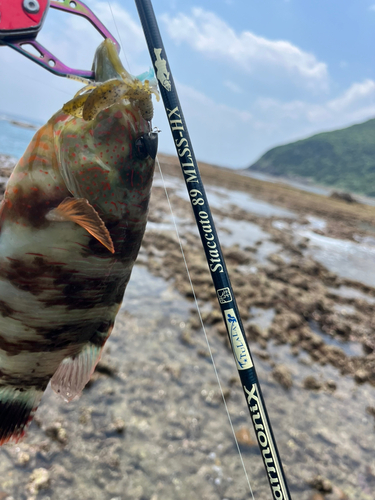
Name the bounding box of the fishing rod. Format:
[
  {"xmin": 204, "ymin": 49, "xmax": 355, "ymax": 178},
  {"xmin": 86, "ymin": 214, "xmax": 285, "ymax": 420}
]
[{"xmin": 135, "ymin": 1, "xmax": 292, "ymax": 498}]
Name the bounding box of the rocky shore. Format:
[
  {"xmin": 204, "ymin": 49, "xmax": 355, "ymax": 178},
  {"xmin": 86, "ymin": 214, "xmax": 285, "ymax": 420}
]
[
  {"xmin": 0, "ymin": 152, "xmax": 374, "ymax": 500},
  {"xmin": 150, "ymin": 155, "xmax": 375, "ymax": 389}
]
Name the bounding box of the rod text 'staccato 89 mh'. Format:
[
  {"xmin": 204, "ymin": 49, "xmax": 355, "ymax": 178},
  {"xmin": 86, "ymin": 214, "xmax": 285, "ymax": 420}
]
[{"xmin": 135, "ymin": 1, "xmax": 292, "ymax": 498}]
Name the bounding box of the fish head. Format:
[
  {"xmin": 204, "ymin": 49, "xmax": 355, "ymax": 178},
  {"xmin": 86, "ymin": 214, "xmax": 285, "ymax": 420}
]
[{"xmin": 54, "ymin": 39, "xmax": 159, "ymax": 222}]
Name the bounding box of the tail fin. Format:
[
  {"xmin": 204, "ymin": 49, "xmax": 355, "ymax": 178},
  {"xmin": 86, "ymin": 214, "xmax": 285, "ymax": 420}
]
[{"xmin": 0, "ymin": 387, "xmax": 44, "ymax": 445}]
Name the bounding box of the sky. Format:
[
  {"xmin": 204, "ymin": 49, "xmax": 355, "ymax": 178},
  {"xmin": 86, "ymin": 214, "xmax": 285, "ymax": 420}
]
[{"xmin": 1, "ymin": 0, "xmax": 375, "ymax": 168}]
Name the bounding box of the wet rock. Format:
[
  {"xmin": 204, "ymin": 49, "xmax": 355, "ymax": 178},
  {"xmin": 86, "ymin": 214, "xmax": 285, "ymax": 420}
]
[
  {"xmin": 27, "ymin": 468, "xmax": 51, "ymax": 495},
  {"xmin": 45, "ymin": 422, "xmax": 67, "ymax": 444},
  {"xmin": 321, "ymin": 308, "xmax": 352, "ymax": 331},
  {"xmin": 297, "ymin": 240, "xmax": 309, "ymax": 250},
  {"xmin": 253, "ymin": 349, "xmax": 270, "ymax": 360},
  {"xmin": 221, "ymin": 387, "xmax": 231, "ymax": 402},
  {"xmin": 272, "ymin": 364, "xmax": 293, "ymax": 389},
  {"xmin": 202, "ymin": 309, "xmax": 223, "ymax": 325},
  {"xmin": 354, "ymin": 368, "xmax": 368, "ymax": 384},
  {"xmin": 325, "ymin": 380, "xmax": 337, "ymax": 391},
  {"xmin": 363, "ymin": 338, "xmax": 375, "ymax": 354},
  {"xmin": 124, "ymin": 485, "xmax": 144, "ymax": 500},
  {"xmin": 79, "ymin": 407, "xmax": 92, "ymax": 425},
  {"xmin": 291, "ymin": 345, "xmax": 299, "ymax": 356},
  {"xmin": 163, "ymin": 363, "xmax": 181, "ymax": 379},
  {"xmin": 323, "ymin": 345, "xmax": 347, "ymax": 370},
  {"xmin": 180, "ymin": 328, "xmax": 195, "ymax": 345},
  {"xmin": 309, "ymin": 332, "xmax": 325, "ymax": 349},
  {"xmin": 303, "ymin": 376, "xmax": 322, "ymax": 390},
  {"xmin": 366, "ymin": 406, "xmax": 375, "ymax": 418},
  {"xmin": 107, "ymin": 453, "xmax": 121, "ymax": 469},
  {"xmin": 51, "ymin": 465, "xmax": 73, "ymax": 484},
  {"xmin": 308, "ymin": 475, "xmax": 333, "ymax": 493},
  {"xmin": 235, "ymin": 427, "xmax": 256, "ymax": 448},
  {"xmin": 326, "ymin": 486, "xmax": 349, "ymax": 499},
  {"xmin": 330, "ymin": 191, "xmax": 358, "ymax": 203},
  {"xmin": 228, "ymin": 375, "xmax": 240, "ymax": 386},
  {"xmin": 111, "ymin": 417, "xmax": 126, "ymax": 434},
  {"xmin": 274, "ymin": 310, "xmax": 304, "ymax": 332},
  {"xmin": 17, "ymin": 451, "xmax": 30, "ymax": 466},
  {"xmin": 200, "ymin": 388, "xmax": 222, "ymax": 406},
  {"xmin": 95, "ymin": 358, "xmax": 118, "ymax": 377},
  {"xmin": 224, "ymin": 245, "xmax": 251, "ymax": 264},
  {"xmin": 309, "ymin": 494, "xmax": 325, "ymax": 500},
  {"xmin": 268, "ymin": 253, "xmax": 285, "ymax": 266},
  {"xmin": 216, "ymin": 323, "xmax": 228, "ymax": 337},
  {"xmin": 164, "ymin": 427, "xmax": 186, "ymax": 441},
  {"xmin": 0, "ymin": 154, "xmax": 16, "ymax": 172},
  {"xmin": 197, "ymin": 348, "xmax": 210, "ymax": 358}
]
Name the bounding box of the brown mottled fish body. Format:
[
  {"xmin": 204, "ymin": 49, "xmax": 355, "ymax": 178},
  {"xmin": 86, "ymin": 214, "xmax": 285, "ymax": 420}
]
[{"xmin": 0, "ymin": 40, "xmax": 157, "ymax": 444}]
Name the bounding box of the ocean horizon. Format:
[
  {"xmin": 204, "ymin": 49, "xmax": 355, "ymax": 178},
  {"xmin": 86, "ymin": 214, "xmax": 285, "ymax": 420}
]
[{"xmin": 0, "ymin": 110, "xmax": 42, "ymax": 160}]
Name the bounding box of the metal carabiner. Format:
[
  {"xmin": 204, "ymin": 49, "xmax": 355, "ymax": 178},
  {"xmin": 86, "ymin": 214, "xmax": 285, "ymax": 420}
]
[{"xmin": 0, "ymin": 0, "xmax": 119, "ymax": 80}]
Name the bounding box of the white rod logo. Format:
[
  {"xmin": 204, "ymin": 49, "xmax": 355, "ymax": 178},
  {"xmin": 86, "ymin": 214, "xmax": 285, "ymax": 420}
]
[
  {"xmin": 244, "ymin": 383, "xmax": 290, "ymax": 500},
  {"xmin": 225, "ymin": 309, "xmax": 252, "ymax": 370},
  {"xmin": 154, "ymin": 48, "xmax": 171, "ymax": 91}
]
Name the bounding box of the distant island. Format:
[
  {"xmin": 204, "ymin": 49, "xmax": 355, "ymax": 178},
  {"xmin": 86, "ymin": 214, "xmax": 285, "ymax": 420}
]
[{"xmin": 248, "ymin": 118, "xmax": 375, "ymax": 197}]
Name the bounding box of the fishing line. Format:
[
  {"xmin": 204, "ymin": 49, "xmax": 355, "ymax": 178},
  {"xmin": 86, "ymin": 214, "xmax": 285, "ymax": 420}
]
[
  {"xmin": 107, "ymin": 1, "xmax": 132, "ymax": 73},
  {"xmin": 156, "ymin": 156, "xmax": 256, "ymax": 500}
]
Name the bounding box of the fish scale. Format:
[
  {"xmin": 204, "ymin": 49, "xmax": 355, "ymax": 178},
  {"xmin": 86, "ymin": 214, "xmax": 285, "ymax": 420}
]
[{"xmin": 0, "ymin": 39, "xmax": 158, "ymax": 444}]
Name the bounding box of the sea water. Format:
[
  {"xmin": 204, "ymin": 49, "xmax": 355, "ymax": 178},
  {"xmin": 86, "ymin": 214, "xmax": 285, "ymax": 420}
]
[{"xmin": 0, "ymin": 111, "xmax": 41, "ymax": 159}]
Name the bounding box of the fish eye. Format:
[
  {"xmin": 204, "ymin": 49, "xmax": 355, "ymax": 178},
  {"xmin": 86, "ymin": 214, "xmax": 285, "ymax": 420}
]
[{"xmin": 135, "ymin": 132, "xmax": 158, "ymax": 160}]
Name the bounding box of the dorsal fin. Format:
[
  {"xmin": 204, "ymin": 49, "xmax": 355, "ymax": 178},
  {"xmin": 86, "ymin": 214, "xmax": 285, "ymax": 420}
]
[{"xmin": 46, "ymin": 198, "xmax": 115, "ymax": 253}]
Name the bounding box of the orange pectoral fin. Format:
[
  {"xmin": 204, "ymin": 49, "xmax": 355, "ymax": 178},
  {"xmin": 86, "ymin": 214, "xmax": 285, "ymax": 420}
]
[{"xmin": 46, "ymin": 198, "xmax": 115, "ymax": 253}]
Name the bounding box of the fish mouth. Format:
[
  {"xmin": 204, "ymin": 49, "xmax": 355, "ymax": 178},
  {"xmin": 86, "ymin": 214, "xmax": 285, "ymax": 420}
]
[
  {"xmin": 63, "ymin": 38, "xmax": 157, "ymax": 123},
  {"xmin": 92, "ymin": 39, "xmax": 128, "ymax": 83}
]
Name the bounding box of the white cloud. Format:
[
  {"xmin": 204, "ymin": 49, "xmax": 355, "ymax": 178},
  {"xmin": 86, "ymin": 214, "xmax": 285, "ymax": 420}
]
[
  {"xmin": 179, "ymin": 82, "xmax": 252, "ymax": 122},
  {"xmin": 327, "ymin": 79, "xmax": 375, "ymax": 113},
  {"xmin": 223, "ymin": 80, "xmax": 243, "ymax": 93},
  {"xmin": 161, "ymin": 8, "xmax": 328, "ymax": 91},
  {"xmin": 151, "ymin": 80, "xmax": 254, "ymax": 167},
  {"xmin": 254, "ymin": 79, "xmax": 375, "ymax": 131},
  {"xmin": 154, "ymin": 78, "xmax": 375, "ymax": 167}
]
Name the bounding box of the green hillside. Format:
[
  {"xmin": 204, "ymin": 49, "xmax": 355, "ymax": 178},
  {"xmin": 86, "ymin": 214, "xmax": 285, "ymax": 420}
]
[{"xmin": 248, "ymin": 118, "xmax": 375, "ymax": 196}]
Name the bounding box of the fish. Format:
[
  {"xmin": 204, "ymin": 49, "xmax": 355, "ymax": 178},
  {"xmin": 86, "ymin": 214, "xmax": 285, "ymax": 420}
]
[{"xmin": 0, "ymin": 39, "xmax": 159, "ymax": 445}]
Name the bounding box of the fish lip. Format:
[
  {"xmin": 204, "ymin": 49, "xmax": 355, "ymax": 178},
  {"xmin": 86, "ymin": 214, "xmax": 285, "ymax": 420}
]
[
  {"xmin": 93, "ymin": 39, "xmax": 125, "ymax": 83},
  {"xmin": 144, "ymin": 132, "xmax": 158, "ymax": 160},
  {"xmin": 135, "ymin": 132, "xmax": 158, "ymax": 160}
]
